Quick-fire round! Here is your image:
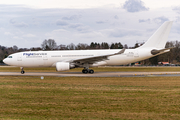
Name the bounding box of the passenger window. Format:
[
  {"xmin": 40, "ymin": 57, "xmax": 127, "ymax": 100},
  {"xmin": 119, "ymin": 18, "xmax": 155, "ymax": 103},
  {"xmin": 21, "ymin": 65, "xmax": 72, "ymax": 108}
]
[{"xmin": 8, "ymin": 56, "xmax": 12, "ymax": 58}]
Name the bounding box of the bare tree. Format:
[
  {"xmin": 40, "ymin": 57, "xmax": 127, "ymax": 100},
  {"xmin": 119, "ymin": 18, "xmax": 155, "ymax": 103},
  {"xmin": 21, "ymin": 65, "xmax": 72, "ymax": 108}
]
[
  {"xmin": 30, "ymin": 47, "xmax": 42, "ymax": 51},
  {"xmin": 41, "ymin": 39, "xmax": 57, "ymax": 50},
  {"xmin": 67, "ymin": 43, "xmax": 75, "ymax": 50},
  {"xmin": 58, "ymin": 44, "xmax": 67, "ymax": 50},
  {"xmin": 124, "ymin": 44, "xmax": 128, "ymax": 49},
  {"xmin": 75, "ymin": 43, "xmax": 89, "ymax": 50},
  {"xmin": 12, "ymin": 45, "xmax": 18, "ymax": 52}
]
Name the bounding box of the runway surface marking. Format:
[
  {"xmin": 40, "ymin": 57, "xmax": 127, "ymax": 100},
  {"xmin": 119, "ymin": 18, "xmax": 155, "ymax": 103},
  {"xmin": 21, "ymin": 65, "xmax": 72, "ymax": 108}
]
[{"xmin": 1, "ymin": 71, "xmax": 180, "ymax": 77}]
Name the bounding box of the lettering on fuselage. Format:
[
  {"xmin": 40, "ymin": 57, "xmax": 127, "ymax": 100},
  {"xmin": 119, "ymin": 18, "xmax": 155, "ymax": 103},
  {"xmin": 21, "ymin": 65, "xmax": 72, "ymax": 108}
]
[
  {"xmin": 127, "ymin": 52, "xmax": 134, "ymax": 57},
  {"xmin": 23, "ymin": 53, "xmax": 47, "ymax": 58}
]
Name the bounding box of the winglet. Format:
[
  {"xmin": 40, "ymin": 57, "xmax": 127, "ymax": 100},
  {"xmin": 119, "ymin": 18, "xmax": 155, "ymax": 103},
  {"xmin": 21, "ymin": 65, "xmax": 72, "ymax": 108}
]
[{"xmin": 109, "ymin": 48, "xmax": 126, "ymax": 56}]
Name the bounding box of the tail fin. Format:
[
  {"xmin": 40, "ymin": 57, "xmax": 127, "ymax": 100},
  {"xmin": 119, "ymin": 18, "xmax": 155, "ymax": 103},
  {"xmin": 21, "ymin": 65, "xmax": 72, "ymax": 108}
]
[{"xmin": 140, "ymin": 21, "xmax": 173, "ymax": 49}]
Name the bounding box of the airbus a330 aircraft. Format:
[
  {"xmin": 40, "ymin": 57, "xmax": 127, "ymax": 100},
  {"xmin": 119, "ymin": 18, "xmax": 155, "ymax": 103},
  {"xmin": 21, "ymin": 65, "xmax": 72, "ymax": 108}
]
[{"xmin": 3, "ymin": 21, "xmax": 173, "ymax": 74}]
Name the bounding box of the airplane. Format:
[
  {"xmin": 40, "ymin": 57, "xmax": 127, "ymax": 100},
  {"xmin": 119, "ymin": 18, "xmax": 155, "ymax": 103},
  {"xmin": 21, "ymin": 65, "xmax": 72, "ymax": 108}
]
[{"xmin": 3, "ymin": 21, "xmax": 173, "ymax": 74}]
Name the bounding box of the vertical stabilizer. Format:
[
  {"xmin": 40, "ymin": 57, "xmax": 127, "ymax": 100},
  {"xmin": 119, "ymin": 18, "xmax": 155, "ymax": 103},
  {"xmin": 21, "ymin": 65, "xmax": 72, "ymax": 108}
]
[{"xmin": 140, "ymin": 21, "xmax": 173, "ymax": 49}]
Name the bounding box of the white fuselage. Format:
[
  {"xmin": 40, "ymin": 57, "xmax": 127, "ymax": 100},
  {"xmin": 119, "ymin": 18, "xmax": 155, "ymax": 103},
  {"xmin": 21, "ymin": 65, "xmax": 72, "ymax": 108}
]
[{"xmin": 3, "ymin": 48, "xmax": 159, "ymax": 68}]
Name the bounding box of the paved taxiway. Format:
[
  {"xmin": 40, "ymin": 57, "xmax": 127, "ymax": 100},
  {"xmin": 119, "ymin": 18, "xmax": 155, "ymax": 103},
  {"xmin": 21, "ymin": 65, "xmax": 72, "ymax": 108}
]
[{"xmin": 1, "ymin": 71, "xmax": 180, "ymax": 77}]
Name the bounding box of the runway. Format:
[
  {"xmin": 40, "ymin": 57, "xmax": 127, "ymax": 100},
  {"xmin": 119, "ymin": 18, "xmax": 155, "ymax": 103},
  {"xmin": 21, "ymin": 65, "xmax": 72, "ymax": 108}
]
[{"xmin": 1, "ymin": 71, "xmax": 180, "ymax": 77}]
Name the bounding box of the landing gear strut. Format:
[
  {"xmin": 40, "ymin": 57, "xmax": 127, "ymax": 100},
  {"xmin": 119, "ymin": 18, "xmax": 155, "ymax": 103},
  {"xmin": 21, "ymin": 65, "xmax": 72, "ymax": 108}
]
[
  {"xmin": 82, "ymin": 68, "xmax": 94, "ymax": 74},
  {"xmin": 20, "ymin": 67, "xmax": 25, "ymax": 74}
]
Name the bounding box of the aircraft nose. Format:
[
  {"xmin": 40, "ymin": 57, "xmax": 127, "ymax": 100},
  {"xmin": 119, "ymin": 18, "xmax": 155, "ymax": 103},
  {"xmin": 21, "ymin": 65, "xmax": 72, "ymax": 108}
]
[{"xmin": 3, "ymin": 58, "xmax": 9, "ymax": 65}]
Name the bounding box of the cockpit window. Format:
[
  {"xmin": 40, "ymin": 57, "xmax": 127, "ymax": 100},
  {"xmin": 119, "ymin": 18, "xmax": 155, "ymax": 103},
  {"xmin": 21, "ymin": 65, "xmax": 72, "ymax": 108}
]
[{"xmin": 8, "ymin": 56, "xmax": 12, "ymax": 58}]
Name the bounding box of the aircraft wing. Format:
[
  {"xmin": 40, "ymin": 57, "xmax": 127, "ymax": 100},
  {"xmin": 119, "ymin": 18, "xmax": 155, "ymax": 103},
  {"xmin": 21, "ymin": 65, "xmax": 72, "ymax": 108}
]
[{"xmin": 69, "ymin": 48, "xmax": 125, "ymax": 64}]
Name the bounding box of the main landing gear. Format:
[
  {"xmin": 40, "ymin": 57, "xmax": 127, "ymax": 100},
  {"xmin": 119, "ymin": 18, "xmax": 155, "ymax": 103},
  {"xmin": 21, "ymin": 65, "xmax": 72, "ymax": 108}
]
[
  {"xmin": 20, "ymin": 67, "xmax": 25, "ymax": 74},
  {"xmin": 82, "ymin": 68, "xmax": 94, "ymax": 74}
]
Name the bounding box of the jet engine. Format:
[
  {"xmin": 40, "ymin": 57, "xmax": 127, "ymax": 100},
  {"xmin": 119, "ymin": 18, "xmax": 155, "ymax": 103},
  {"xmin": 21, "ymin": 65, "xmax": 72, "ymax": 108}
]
[{"xmin": 56, "ymin": 62, "xmax": 75, "ymax": 71}]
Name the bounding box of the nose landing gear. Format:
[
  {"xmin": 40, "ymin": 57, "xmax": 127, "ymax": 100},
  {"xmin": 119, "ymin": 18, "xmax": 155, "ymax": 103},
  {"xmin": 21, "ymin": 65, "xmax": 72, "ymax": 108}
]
[{"xmin": 20, "ymin": 67, "xmax": 25, "ymax": 74}]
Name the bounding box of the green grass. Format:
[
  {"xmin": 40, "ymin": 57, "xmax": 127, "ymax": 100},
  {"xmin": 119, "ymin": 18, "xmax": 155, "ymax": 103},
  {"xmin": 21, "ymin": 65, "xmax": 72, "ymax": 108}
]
[{"xmin": 1, "ymin": 76, "xmax": 180, "ymax": 119}]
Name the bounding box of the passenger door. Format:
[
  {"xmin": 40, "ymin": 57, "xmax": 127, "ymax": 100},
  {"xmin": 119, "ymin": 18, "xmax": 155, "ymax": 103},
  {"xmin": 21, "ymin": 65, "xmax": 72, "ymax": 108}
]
[{"xmin": 17, "ymin": 53, "xmax": 22, "ymax": 61}]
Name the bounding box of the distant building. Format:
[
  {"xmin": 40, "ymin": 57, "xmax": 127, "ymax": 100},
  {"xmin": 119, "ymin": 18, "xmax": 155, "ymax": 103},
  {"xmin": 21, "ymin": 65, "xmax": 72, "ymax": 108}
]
[
  {"xmin": 158, "ymin": 62, "xmax": 169, "ymax": 66},
  {"xmin": 134, "ymin": 62, "xmax": 141, "ymax": 66}
]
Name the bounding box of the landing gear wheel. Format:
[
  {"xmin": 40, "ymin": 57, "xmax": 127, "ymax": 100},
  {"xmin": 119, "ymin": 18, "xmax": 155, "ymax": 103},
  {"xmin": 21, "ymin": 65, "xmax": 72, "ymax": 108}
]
[
  {"xmin": 82, "ymin": 69, "xmax": 94, "ymax": 74},
  {"xmin": 89, "ymin": 69, "xmax": 94, "ymax": 74},
  {"xmin": 82, "ymin": 69, "xmax": 88, "ymax": 74},
  {"xmin": 21, "ymin": 70, "xmax": 25, "ymax": 74},
  {"xmin": 20, "ymin": 67, "xmax": 25, "ymax": 74}
]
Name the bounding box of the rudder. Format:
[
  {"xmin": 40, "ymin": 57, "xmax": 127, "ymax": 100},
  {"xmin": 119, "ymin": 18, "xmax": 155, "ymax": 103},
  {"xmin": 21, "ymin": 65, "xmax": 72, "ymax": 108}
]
[{"xmin": 140, "ymin": 21, "xmax": 173, "ymax": 49}]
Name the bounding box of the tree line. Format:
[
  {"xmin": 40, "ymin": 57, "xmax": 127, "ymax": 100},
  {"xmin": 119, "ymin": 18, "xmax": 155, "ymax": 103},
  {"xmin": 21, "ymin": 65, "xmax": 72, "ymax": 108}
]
[
  {"xmin": 0, "ymin": 39, "xmax": 180, "ymax": 65},
  {"xmin": 41, "ymin": 39, "xmax": 125, "ymax": 50}
]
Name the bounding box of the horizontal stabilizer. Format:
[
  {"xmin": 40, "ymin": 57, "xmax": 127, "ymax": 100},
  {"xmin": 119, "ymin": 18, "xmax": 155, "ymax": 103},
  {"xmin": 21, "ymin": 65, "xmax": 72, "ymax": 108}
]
[{"xmin": 151, "ymin": 47, "xmax": 174, "ymax": 55}]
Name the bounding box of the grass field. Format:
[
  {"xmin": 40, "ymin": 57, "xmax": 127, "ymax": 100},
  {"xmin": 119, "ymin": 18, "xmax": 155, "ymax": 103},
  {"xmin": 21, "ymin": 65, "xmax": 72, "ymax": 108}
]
[
  {"xmin": 1, "ymin": 67, "xmax": 180, "ymax": 119},
  {"xmin": 1, "ymin": 75, "xmax": 180, "ymax": 119}
]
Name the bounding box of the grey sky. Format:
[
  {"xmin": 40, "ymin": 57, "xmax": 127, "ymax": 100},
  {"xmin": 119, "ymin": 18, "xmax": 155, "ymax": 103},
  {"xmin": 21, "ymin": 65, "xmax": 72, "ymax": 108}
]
[{"xmin": 0, "ymin": 0, "xmax": 180, "ymax": 48}]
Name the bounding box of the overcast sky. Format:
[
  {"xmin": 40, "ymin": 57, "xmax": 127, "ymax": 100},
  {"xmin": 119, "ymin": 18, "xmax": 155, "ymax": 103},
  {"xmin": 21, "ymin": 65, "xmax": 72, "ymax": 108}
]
[{"xmin": 0, "ymin": 0, "xmax": 180, "ymax": 48}]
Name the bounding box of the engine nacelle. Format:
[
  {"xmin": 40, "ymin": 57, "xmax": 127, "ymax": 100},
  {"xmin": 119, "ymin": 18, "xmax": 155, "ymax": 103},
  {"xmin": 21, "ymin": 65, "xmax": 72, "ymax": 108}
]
[{"xmin": 56, "ymin": 62, "xmax": 73, "ymax": 71}]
